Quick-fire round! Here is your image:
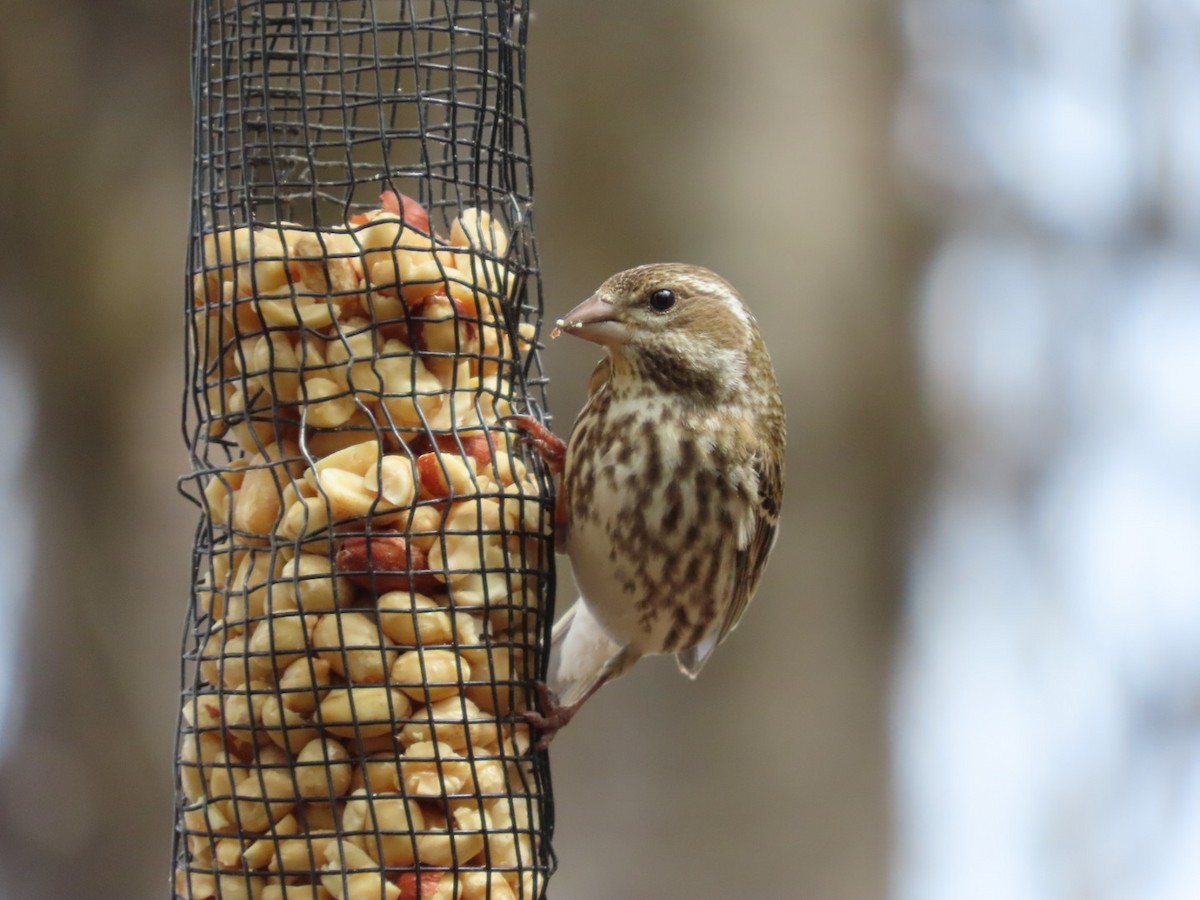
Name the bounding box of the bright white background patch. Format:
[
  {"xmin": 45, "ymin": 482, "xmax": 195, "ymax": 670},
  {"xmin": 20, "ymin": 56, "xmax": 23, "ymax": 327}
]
[
  {"xmin": 895, "ymin": 2, "xmax": 1200, "ymax": 898},
  {"xmin": 0, "ymin": 332, "xmax": 35, "ymax": 763}
]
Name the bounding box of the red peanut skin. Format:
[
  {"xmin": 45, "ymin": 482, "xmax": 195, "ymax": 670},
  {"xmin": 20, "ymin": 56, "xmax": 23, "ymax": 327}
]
[
  {"xmin": 380, "ymin": 190, "xmax": 432, "ymax": 235},
  {"xmin": 395, "ymin": 872, "xmax": 446, "ymax": 900},
  {"xmin": 415, "ymin": 430, "xmax": 506, "ymax": 499},
  {"xmin": 336, "ymin": 534, "xmax": 440, "ymax": 593},
  {"xmin": 425, "ymin": 432, "xmax": 496, "ymax": 470},
  {"xmin": 413, "ymin": 433, "xmax": 497, "ymax": 490}
]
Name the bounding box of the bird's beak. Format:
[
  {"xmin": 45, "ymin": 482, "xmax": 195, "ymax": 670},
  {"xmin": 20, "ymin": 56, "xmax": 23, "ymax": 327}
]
[{"xmin": 551, "ymin": 293, "xmax": 632, "ymax": 345}]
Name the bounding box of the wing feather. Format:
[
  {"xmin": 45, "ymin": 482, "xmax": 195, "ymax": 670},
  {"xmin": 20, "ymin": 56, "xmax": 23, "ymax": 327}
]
[{"xmin": 713, "ymin": 447, "xmax": 783, "ymax": 646}]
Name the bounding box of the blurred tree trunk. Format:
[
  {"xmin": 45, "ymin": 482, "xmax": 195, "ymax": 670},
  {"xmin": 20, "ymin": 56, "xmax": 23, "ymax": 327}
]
[
  {"xmin": 530, "ymin": 2, "xmax": 928, "ymax": 898},
  {"xmin": 0, "ymin": 3, "xmax": 193, "ymax": 898}
]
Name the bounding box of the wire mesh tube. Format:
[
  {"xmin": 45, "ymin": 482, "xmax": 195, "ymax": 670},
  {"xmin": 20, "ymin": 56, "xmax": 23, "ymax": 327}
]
[{"xmin": 172, "ymin": 3, "xmax": 555, "ymax": 899}]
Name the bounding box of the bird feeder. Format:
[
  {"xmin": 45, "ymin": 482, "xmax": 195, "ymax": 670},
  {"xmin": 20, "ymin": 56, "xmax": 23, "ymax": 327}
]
[{"xmin": 172, "ymin": 2, "xmax": 556, "ymax": 898}]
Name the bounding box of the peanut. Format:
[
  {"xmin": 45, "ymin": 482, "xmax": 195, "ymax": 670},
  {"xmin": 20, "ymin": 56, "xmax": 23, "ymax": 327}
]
[
  {"xmin": 312, "ymin": 466, "xmax": 377, "ymax": 520},
  {"xmin": 224, "ymin": 550, "xmax": 287, "ymax": 624},
  {"xmin": 311, "ymin": 612, "xmax": 396, "ymax": 684},
  {"xmin": 358, "ymin": 285, "xmax": 407, "ymax": 328},
  {"xmin": 376, "ymin": 591, "xmax": 454, "ymax": 646},
  {"xmin": 199, "ymin": 628, "xmax": 247, "ymax": 689},
  {"xmin": 335, "ymin": 534, "xmax": 439, "ymax": 594},
  {"xmin": 302, "ymin": 377, "xmax": 356, "ymax": 429},
  {"xmin": 317, "ymin": 686, "xmax": 410, "ymax": 739},
  {"xmin": 241, "ymin": 812, "xmax": 300, "ymax": 868},
  {"xmin": 466, "ymin": 750, "xmax": 508, "ymax": 799},
  {"xmin": 250, "ymin": 331, "xmax": 302, "ymax": 403},
  {"xmin": 311, "ymin": 439, "xmax": 382, "ymax": 477},
  {"xmin": 340, "ymin": 791, "xmax": 424, "ymax": 867},
  {"xmin": 227, "ymin": 385, "xmax": 281, "ymax": 453},
  {"xmin": 398, "ymin": 740, "xmax": 473, "ymax": 797},
  {"xmin": 205, "ymin": 750, "xmax": 249, "ymax": 803},
  {"xmin": 225, "ymin": 769, "xmax": 297, "ymax": 833},
  {"xmin": 178, "ymin": 729, "xmax": 223, "ymax": 805},
  {"xmin": 405, "ymin": 503, "xmax": 445, "ymax": 552},
  {"xmin": 375, "ymin": 343, "xmax": 444, "ymax": 428},
  {"xmin": 303, "ymin": 416, "xmax": 384, "ymax": 457},
  {"xmin": 275, "ymin": 553, "xmax": 353, "ymax": 614},
  {"xmin": 277, "ymin": 656, "xmax": 333, "ymax": 715},
  {"xmin": 200, "ymin": 226, "xmax": 246, "ymax": 272},
  {"xmin": 460, "ymin": 871, "xmax": 516, "ymax": 900},
  {"xmin": 216, "ymin": 873, "xmax": 269, "ymax": 900},
  {"xmin": 290, "ymin": 231, "xmax": 359, "ymax": 297},
  {"xmin": 397, "ymin": 872, "xmax": 461, "ymax": 900},
  {"xmin": 233, "ymin": 443, "xmax": 304, "ymax": 537},
  {"xmin": 427, "ymin": 523, "xmax": 511, "ymax": 586},
  {"xmin": 259, "ymin": 695, "xmax": 321, "ymax": 753},
  {"xmin": 203, "ymin": 461, "xmax": 248, "ymax": 529},
  {"xmin": 391, "ymin": 648, "xmax": 469, "ymax": 702},
  {"xmin": 463, "ymin": 644, "xmax": 525, "ymax": 715},
  {"xmin": 294, "ymin": 737, "xmax": 353, "ymax": 801},
  {"xmin": 272, "ymin": 828, "xmax": 338, "ymax": 878},
  {"xmin": 486, "ymin": 798, "xmax": 535, "ymax": 876},
  {"xmin": 416, "ymin": 452, "xmax": 477, "ymax": 499},
  {"xmin": 245, "ymin": 612, "xmax": 315, "ymax": 682},
  {"xmin": 447, "ymin": 563, "xmax": 535, "ymax": 633},
  {"xmin": 362, "ymin": 455, "xmax": 416, "ymax": 511},
  {"xmin": 219, "ymin": 683, "xmax": 272, "ymax": 752},
  {"xmin": 414, "ymin": 804, "xmax": 487, "ymax": 867},
  {"xmin": 449, "ymin": 208, "xmax": 509, "ymax": 257},
  {"xmin": 397, "ymin": 696, "xmax": 499, "ymax": 751},
  {"xmin": 412, "ymin": 293, "xmax": 479, "ymax": 357},
  {"xmin": 350, "ymin": 753, "xmax": 401, "ymax": 795},
  {"xmin": 256, "ymin": 293, "xmax": 337, "ymax": 331},
  {"xmin": 280, "ymin": 495, "xmax": 332, "ymax": 540}
]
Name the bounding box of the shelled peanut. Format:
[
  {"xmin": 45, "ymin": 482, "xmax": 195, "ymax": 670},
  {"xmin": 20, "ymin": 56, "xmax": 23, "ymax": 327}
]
[
  {"xmin": 177, "ymin": 193, "xmax": 549, "ymax": 900},
  {"xmin": 191, "ymin": 191, "xmax": 535, "ymax": 455}
]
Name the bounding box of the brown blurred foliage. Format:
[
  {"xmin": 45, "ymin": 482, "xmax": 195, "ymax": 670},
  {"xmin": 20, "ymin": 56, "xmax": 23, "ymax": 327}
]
[{"xmin": 0, "ymin": 1, "xmax": 926, "ymax": 897}]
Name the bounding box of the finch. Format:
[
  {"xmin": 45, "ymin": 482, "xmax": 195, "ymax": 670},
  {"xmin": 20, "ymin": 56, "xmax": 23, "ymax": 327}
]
[{"xmin": 510, "ymin": 263, "xmax": 785, "ymax": 746}]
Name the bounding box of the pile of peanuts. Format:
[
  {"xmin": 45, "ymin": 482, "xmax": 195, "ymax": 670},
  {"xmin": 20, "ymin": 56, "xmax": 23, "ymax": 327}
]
[{"xmin": 176, "ymin": 193, "xmax": 551, "ymax": 900}]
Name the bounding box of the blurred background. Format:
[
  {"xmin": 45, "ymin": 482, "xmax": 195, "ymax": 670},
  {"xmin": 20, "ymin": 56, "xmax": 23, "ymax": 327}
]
[{"xmin": 1, "ymin": 1, "xmax": 1198, "ymax": 898}]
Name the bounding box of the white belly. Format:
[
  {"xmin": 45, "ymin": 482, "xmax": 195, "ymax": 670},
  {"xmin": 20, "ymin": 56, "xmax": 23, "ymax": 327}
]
[
  {"xmin": 562, "ymin": 393, "xmax": 741, "ymax": 656},
  {"xmin": 565, "ymin": 494, "xmax": 658, "ymax": 650}
]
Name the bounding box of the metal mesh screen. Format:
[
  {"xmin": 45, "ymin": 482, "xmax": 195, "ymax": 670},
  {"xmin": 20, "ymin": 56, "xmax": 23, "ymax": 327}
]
[{"xmin": 173, "ymin": 3, "xmax": 555, "ymax": 899}]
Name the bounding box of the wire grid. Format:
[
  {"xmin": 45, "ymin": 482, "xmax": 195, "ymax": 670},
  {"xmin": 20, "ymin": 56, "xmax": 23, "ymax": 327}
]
[{"xmin": 174, "ymin": 2, "xmax": 555, "ymax": 899}]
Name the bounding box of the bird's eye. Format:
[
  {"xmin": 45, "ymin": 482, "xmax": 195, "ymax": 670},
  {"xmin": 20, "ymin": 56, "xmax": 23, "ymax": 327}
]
[{"xmin": 648, "ymin": 288, "xmax": 676, "ymax": 311}]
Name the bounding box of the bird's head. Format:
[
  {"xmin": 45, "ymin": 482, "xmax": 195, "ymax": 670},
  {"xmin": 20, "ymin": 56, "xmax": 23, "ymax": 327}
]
[{"xmin": 554, "ymin": 263, "xmax": 765, "ymax": 399}]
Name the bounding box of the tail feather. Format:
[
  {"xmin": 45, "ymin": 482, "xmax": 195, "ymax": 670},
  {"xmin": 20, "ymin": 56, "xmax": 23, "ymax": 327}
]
[
  {"xmin": 675, "ymin": 629, "xmax": 721, "ymax": 680},
  {"xmin": 546, "ymin": 598, "xmax": 637, "ymax": 707}
]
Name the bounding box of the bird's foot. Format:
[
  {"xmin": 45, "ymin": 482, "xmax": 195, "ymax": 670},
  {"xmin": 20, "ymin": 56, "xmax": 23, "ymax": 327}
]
[
  {"xmin": 523, "ymin": 682, "xmax": 582, "ymax": 750},
  {"xmin": 500, "ymin": 415, "xmax": 567, "ymax": 476}
]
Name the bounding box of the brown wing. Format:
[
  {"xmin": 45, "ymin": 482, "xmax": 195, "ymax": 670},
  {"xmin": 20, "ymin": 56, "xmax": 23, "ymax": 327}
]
[
  {"xmin": 675, "ymin": 447, "xmax": 782, "ymax": 677},
  {"xmin": 714, "ymin": 446, "xmax": 783, "ymax": 646}
]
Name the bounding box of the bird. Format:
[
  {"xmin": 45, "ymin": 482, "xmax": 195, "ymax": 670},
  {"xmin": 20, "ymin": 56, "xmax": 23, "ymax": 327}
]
[{"xmin": 506, "ymin": 263, "xmax": 785, "ymax": 748}]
